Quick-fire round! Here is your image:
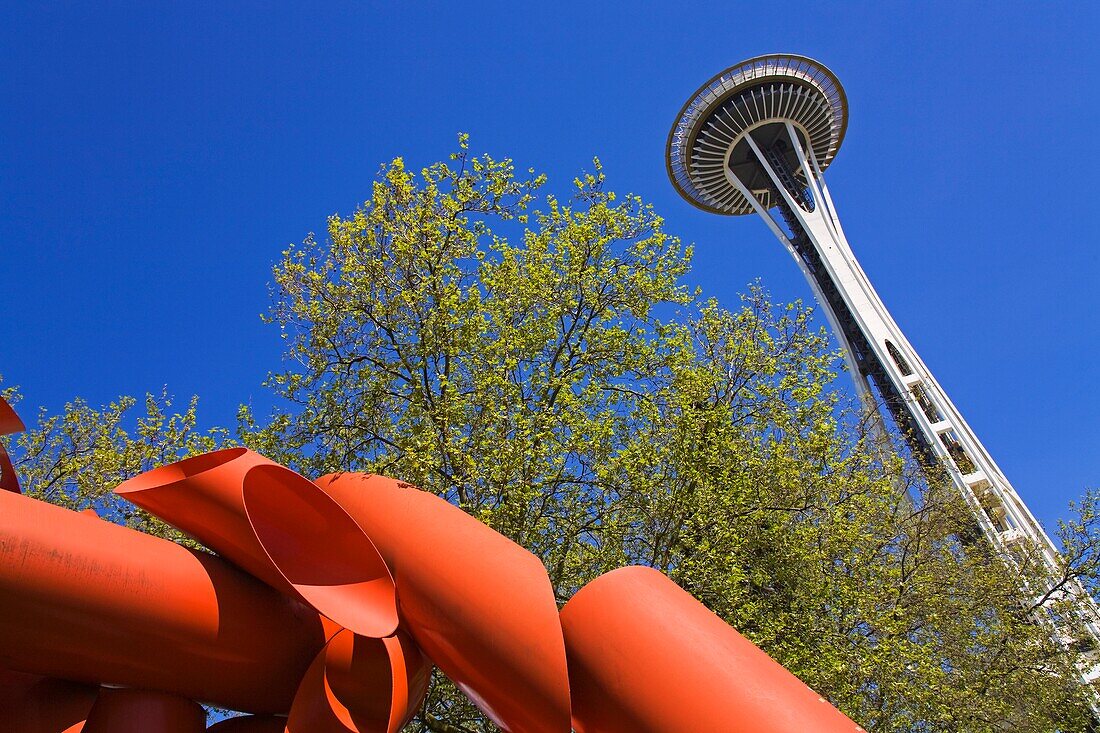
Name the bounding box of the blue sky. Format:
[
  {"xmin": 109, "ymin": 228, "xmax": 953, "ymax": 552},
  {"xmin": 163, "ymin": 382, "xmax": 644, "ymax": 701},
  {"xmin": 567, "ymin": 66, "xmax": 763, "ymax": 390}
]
[{"xmin": 1, "ymin": 2, "xmax": 1096, "ymax": 532}]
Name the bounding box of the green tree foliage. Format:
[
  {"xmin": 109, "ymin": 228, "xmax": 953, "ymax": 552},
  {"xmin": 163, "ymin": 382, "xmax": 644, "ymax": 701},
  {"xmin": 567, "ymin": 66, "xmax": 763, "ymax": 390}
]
[
  {"xmin": 2, "ymin": 386, "xmax": 224, "ymax": 540},
  {"xmin": 238, "ymin": 139, "xmax": 1096, "ymax": 731},
  {"xmin": 4, "ymin": 140, "xmax": 1098, "ymax": 730}
]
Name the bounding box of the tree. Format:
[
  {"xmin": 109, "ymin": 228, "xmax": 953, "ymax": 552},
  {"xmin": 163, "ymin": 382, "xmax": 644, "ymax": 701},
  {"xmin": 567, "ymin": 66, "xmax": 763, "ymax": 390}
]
[
  {"xmin": 2, "ymin": 385, "xmax": 223, "ymax": 542},
  {"xmin": 4, "ymin": 138, "xmax": 1098, "ymax": 730},
  {"xmin": 239, "ymin": 138, "xmax": 1096, "ymax": 731}
]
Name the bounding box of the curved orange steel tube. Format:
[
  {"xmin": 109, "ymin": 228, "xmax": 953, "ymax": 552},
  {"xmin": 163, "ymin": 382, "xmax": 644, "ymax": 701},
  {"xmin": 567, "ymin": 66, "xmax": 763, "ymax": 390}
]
[
  {"xmin": 115, "ymin": 448, "xmax": 398, "ymax": 639},
  {"xmin": 0, "ymin": 489, "xmax": 326, "ymax": 714},
  {"xmin": 5, "ymin": 439, "xmax": 864, "ymax": 731},
  {"xmin": 243, "ymin": 463, "xmax": 398, "ymax": 639},
  {"xmin": 560, "ymin": 566, "xmax": 863, "ymax": 733},
  {"xmin": 310, "ymin": 472, "xmax": 572, "ymax": 733},
  {"xmin": 286, "ymin": 628, "xmax": 431, "ymax": 733},
  {"xmin": 0, "ymin": 393, "xmax": 24, "ymax": 435},
  {"xmin": 113, "ymin": 448, "xmax": 287, "ymax": 589},
  {"xmin": 0, "ymin": 668, "xmax": 97, "ymax": 733},
  {"xmin": 82, "ymin": 688, "xmax": 205, "ymax": 733},
  {"xmin": 0, "ymin": 394, "xmax": 24, "ymax": 494},
  {"xmin": 0, "ymin": 440, "xmax": 18, "ymax": 493},
  {"xmin": 205, "ymin": 716, "xmax": 287, "ymax": 733}
]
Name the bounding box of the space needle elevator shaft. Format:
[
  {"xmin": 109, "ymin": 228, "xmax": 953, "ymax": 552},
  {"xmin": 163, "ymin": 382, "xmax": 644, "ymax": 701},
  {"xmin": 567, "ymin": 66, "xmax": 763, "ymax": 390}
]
[{"xmin": 666, "ymin": 54, "xmax": 1100, "ymax": 709}]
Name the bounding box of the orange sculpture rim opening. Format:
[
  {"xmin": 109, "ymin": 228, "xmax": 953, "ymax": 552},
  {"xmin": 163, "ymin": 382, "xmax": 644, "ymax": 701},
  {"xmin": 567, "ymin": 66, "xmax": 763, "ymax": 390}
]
[{"xmin": 244, "ymin": 464, "xmax": 399, "ymax": 640}]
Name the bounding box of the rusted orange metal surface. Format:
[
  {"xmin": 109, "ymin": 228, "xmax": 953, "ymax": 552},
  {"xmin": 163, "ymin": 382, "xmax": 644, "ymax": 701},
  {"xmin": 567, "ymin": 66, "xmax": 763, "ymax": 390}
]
[
  {"xmin": 115, "ymin": 448, "xmax": 398, "ymax": 639},
  {"xmin": 313, "ymin": 472, "xmax": 573, "ymax": 733},
  {"xmin": 0, "ymin": 489, "xmax": 326, "ymax": 713},
  {"xmin": 82, "ymin": 688, "xmax": 206, "ymax": 733},
  {"xmin": 561, "ymin": 565, "xmax": 865, "ymax": 733}
]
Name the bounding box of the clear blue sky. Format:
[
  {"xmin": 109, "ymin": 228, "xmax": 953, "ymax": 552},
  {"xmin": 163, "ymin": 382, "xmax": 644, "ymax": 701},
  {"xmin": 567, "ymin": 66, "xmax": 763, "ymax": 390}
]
[{"xmin": 1, "ymin": 3, "xmax": 1096, "ymax": 532}]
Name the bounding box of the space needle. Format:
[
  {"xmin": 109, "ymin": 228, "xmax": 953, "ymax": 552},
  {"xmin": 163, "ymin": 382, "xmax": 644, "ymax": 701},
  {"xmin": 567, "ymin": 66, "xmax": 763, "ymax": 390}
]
[{"xmin": 666, "ymin": 54, "xmax": 1100, "ymax": 704}]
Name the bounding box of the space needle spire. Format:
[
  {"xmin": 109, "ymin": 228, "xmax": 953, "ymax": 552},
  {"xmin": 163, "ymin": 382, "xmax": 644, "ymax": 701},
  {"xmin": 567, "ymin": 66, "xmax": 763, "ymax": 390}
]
[{"xmin": 666, "ymin": 54, "xmax": 1100, "ymax": 704}]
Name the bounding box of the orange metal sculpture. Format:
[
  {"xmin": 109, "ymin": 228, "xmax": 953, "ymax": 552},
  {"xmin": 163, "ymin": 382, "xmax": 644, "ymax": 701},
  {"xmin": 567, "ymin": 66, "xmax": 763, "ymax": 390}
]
[
  {"xmin": 0, "ymin": 488, "xmax": 326, "ymax": 714},
  {"xmin": 114, "ymin": 448, "xmax": 398, "ymax": 639},
  {"xmin": 0, "ymin": 668, "xmax": 96, "ymax": 733},
  {"xmin": 561, "ymin": 566, "xmax": 865, "ymax": 733},
  {"xmin": 0, "ymin": 394, "xmax": 23, "ymax": 435},
  {"xmin": 285, "ymin": 629, "xmax": 430, "ymax": 733},
  {"xmin": 0, "ymin": 388, "xmax": 864, "ymax": 733},
  {"xmin": 82, "ymin": 688, "xmax": 206, "ymax": 733},
  {"xmin": 0, "ymin": 394, "xmax": 24, "ymax": 493},
  {"xmin": 311, "ymin": 472, "xmax": 573, "ymax": 733}
]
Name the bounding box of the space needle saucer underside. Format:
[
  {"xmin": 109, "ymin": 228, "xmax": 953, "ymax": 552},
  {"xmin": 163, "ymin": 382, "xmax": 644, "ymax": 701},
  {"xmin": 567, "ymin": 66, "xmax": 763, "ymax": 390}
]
[{"xmin": 666, "ymin": 54, "xmax": 847, "ymax": 216}]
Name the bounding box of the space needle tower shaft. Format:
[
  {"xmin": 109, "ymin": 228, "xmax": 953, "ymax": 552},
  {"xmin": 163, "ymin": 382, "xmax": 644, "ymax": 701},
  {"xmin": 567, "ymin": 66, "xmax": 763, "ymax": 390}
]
[{"xmin": 666, "ymin": 54, "xmax": 1100, "ymax": 702}]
